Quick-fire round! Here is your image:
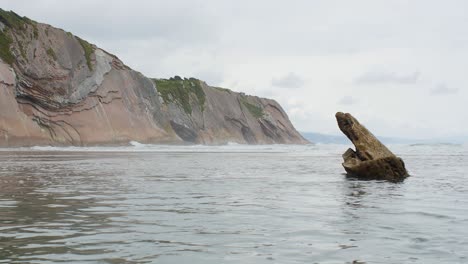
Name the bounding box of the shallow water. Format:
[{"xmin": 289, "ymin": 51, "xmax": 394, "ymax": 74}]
[{"xmin": 0, "ymin": 144, "xmax": 467, "ymax": 263}]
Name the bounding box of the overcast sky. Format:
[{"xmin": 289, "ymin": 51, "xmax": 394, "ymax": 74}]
[{"xmin": 3, "ymin": 0, "xmax": 467, "ymax": 140}]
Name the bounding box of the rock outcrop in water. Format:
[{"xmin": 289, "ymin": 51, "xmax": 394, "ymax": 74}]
[
  {"xmin": 335, "ymin": 112, "xmax": 408, "ymax": 182},
  {"xmin": 0, "ymin": 9, "xmax": 307, "ymax": 146}
]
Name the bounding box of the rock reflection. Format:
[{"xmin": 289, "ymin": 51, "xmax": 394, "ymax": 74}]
[
  {"xmin": 343, "ymin": 181, "xmax": 368, "ymax": 210},
  {"xmin": 0, "ymin": 145, "xmax": 465, "ymax": 264},
  {"xmin": 342, "ymin": 179, "xmax": 405, "ymax": 211}
]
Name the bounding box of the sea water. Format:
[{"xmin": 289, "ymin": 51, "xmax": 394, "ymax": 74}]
[{"xmin": 0, "ymin": 143, "xmax": 467, "ymax": 263}]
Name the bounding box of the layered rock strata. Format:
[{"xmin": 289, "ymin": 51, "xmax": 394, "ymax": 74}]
[{"xmin": 0, "ymin": 10, "xmax": 307, "ymax": 146}]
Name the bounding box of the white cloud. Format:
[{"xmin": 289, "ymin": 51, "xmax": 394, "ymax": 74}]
[
  {"xmin": 194, "ymin": 70, "xmax": 225, "ymax": 87},
  {"xmin": 355, "ymin": 71, "xmax": 420, "ymax": 85},
  {"xmin": 430, "ymin": 83, "xmax": 459, "ymax": 95},
  {"xmin": 271, "ymin": 72, "xmax": 304, "ymax": 88},
  {"xmin": 338, "ymin": 96, "xmax": 358, "ymax": 105},
  {"xmin": 2, "ymin": 0, "xmax": 468, "ymax": 139}
]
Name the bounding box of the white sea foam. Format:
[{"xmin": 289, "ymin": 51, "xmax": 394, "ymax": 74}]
[{"xmin": 0, "ymin": 142, "xmax": 318, "ymax": 154}]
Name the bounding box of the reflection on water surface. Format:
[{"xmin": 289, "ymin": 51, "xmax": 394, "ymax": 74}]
[{"xmin": 0, "ymin": 144, "xmax": 467, "ymax": 263}]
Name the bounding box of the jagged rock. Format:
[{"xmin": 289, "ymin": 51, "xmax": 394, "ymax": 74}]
[
  {"xmin": 335, "ymin": 112, "xmax": 408, "ymax": 182},
  {"xmin": 0, "ymin": 9, "xmax": 308, "ymax": 146}
]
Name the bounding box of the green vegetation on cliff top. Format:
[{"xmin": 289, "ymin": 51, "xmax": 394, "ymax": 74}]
[
  {"xmin": 0, "ymin": 9, "xmax": 28, "ymax": 30},
  {"xmin": 76, "ymin": 37, "xmax": 94, "ymax": 71},
  {"xmin": 0, "ymin": 9, "xmax": 38, "ymax": 64},
  {"xmin": 0, "ymin": 31, "xmax": 13, "ymax": 65},
  {"xmin": 153, "ymin": 76, "xmax": 206, "ymax": 114},
  {"xmin": 0, "ymin": 9, "xmax": 27, "ymax": 64},
  {"xmin": 240, "ymin": 98, "xmax": 265, "ymax": 118},
  {"xmin": 214, "ymin": 87, "xmax": 232, "ymax": 93}
]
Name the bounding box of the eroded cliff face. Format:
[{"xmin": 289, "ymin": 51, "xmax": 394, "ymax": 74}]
[{"xmin": 0, "ymin": 10, "xmax": 307, "ymax": 146}]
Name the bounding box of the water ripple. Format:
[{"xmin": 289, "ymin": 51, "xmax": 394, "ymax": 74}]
[{"xmin": 0, "ymin": 145, "xmax": 467, "ymax": 263}]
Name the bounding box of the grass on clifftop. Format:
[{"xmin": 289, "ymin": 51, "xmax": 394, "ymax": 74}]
[
  {"xmin": 153, "ymin": 76, "xmax": 206, "ymax": 114},
  {"xmin": 240, "ymin": 98, "xmax": 264, "ymax": 118},
  {"xmin": 0, "ymin": 9, "xmax": 39, "ymax": 64},
  {"xmin": 0, "ymin": 31, "xmax": 13, "ymax": 65},
  {"xmin": 0, "ymin": 9, "xmax": 28, "ymax": 64},
  {"xmin": 214, "ymin": 87, "xmax": 232, "ymax": 93},
  {"xmin": 0, "ymin": 9, "xmax": 37, "ymax": 37},
  {"xmin": 0, "ymin": 9, "xmax": 28, "ymax": 31},
  {"xmin": 76, "ymin": 37, "xmax": 94, "ymax": 71}
]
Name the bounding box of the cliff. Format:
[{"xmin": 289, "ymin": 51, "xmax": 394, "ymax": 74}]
[{"xmin": 0, "ymin": 9, "xmax": 307, "ymax": 146}]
